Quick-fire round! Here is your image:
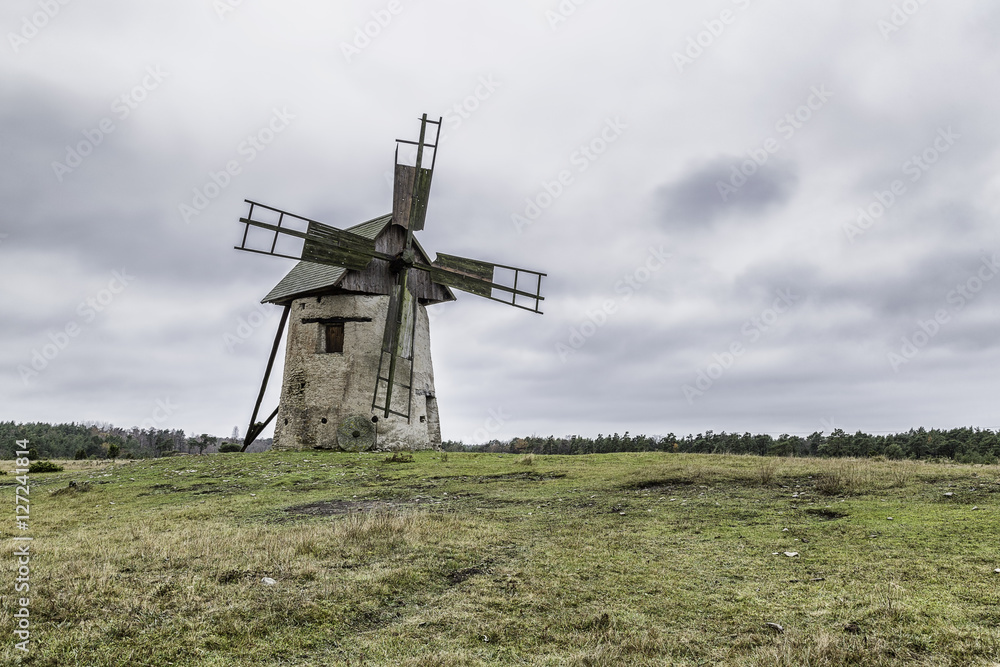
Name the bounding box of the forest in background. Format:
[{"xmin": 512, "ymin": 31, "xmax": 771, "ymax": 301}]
[
  {"xmin": 0, "ymin": 421, "xmax": 271, "ymax": 460},
  {"xmin": 444, "ymin": 427, "xmax": 1000, "ymax": 464},
  {"xmin": 2, "ymin": 421, "xmax": 998, "ymax": 464}
]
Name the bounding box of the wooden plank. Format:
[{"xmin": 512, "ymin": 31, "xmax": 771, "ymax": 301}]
[
  {"xmin": 302, "ymin": 240, "xmax": 372, "ymax": 271},
  {"xmin": 242, "ymin": 304, "xmax": 290, "ymax": 451},
  {"xmin": 432, "ymin": 253, "xmax": 495, "ymax": 281},
  {"xmin": 393, "ymin": 164, "xmax": 434, "ymax": 231},
  {"xmin": 427, "ymin": 266, "xmax": 492, "ymax": 298},
  {"xmin": 392, "ymin": 164, "xmax": 415, "ymax": 228},
  {"xmin": 410, "ymin": 166, "xmax": 433, "ymax": 231},
  {"xmin": 301, "ymin": 221, "xmax": 378, "ymax": 270},
  {"xmin": 306, "ymin": 220, "xmax": 381, "ymax": 254}
]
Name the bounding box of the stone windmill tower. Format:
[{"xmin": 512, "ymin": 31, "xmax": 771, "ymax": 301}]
[{"xmin": 236, "ymin": 116, "xmax": 545, "ymax": 452}]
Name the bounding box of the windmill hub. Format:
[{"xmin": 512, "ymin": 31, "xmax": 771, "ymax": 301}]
[{"xmin": 389, "ymin": 248, "xmax": 416, "ymax": 274}]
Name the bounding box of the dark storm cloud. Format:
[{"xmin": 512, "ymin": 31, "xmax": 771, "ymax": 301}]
[{"xmin": 657, "ymin": 157, "xmax": 798, "ymax": 226}]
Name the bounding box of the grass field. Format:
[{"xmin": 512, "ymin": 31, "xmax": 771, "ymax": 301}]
[{"xmin": 2, "ymin": 451, "xmax": 999, "ymax": 666}]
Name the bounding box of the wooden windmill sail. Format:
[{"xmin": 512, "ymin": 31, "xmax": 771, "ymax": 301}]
[{"xmin": 237, "ymin": 115, "xmax": 545, "ymax": 451}]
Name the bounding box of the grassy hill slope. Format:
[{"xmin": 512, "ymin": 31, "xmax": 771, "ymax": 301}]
[{"xmin": 2, "ymin": 452, "xmax": 999, "ymax": 666}]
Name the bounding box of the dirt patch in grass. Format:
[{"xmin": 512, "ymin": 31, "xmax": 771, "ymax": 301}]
[
  {"xmin": 382, "ymin": 452, "xmax": 414, "ymax": 464},
  {"xmin": 604, "ymin": 502, "xmax": 634, "ymax": 515},
  {"xmin": 403, "ymin": 471, "xmax": 567, "ymax": 490},
  {"xmin": 215, "ymin": 569, "xmax": 272, "ymax": 584},
  {"xmin": 50, "ymin": 481, "xmax": 92, "ymax": 496},
  {"xmin": 804, "ymin": 507, "xmax": 850, "ymax": 520},
  {"xmin": 284, "ymin": 493, "xmax": 533, "ymax": 518},
  {"xmin": 622, "ymin": 478, "xmax": 702, "ymax": 491},
  {"xmin": 428, "ymin": 471, "xmax": 566, "ymax": 483},
  {"xmin": 137, "ymin": 482, "xmax": 243, "ymax": 497},
  {"xmin": 136, "ymin": 483, "xmax": 179, "ymax": 496},
  {"xmin": 446, "ymin": 564, "xmax": 488, "ymax": 585},
  {"xmin": 188, "ymin": 482, "xmax": 246, "ymax": 495},
  {"xmin": 286, "ymin": 499, "xmax": 400, "ymax": 516},
  {"xmin": 460, "ymin": 494, "xmax": 533, "ymax": 509}
]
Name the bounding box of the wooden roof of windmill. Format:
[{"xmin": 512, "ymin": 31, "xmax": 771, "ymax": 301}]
[{"xmin": 261, "ymin": 213, "xmax": 456, "ymax": 306}]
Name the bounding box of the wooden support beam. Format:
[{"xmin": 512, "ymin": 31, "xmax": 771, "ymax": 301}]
[
  {"xmin": 243, "ymin": 407, "xmax": 279, "ymax": 450},
  {"xmin": 242, "ymin": 303, "xmax": 290, "ymax": 452}
]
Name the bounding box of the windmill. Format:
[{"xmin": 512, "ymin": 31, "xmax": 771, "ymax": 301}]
[{"xmin": 236, "ymin": 115, "xmax": 545, "ymax": 452}]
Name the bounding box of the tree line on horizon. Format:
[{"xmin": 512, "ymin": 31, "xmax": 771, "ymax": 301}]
[
  {"xmin": 0, "ymin": 421, "xmax": 272, "ymax": 460},
  {"xmin": 3, "ymin": 421, "xmax": 997, "ymax": 465},
  {"xmin": 444, "ymin": 427, "xmax": 1000, "ymax": 464}
]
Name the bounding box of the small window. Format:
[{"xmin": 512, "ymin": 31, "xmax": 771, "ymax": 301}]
[{"xmin": 325, "ymin": 323, "xmax": 344, "ymax": 353}]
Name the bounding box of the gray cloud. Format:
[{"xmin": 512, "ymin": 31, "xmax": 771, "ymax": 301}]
[{"xmin": 657, "ymin": 157, "xmax": 798, "ymax": 227}]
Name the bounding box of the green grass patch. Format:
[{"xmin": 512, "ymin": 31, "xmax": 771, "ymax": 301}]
[{"xmin": 1, "ymin": 452, "xmax": 998, "ymax": 665}]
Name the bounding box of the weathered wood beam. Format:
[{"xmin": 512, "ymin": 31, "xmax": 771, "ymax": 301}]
[{"xmin": 242, "ymin": 303, "xmax": 290, "ymax": 452}]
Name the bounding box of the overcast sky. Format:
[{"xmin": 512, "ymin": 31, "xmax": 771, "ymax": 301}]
[{"xmin": 2, "ymin": 0, "xmax": 999, "ymax": 443}]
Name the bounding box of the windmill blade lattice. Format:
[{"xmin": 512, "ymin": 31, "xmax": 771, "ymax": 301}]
[
  {"xmin": 427, "ymin": 253, "xmax": 546, "ymax": 314},
  {"xmin": 392, "ymin": 113, "xmax": 440, "ymax": 231},
  {"xmin": 236, "ymin": 200, "xmax": 387, "ymax": 271}
]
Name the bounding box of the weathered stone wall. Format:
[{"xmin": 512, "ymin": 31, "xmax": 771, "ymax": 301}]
[{"xmin": 273, "ymin": 293, "xmax": 440, "ymax": 451}]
